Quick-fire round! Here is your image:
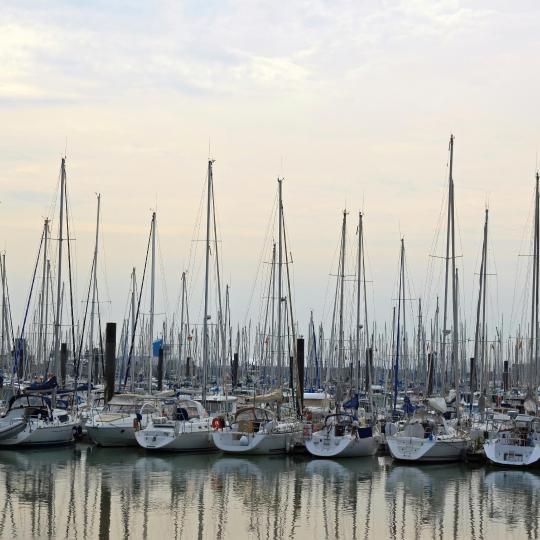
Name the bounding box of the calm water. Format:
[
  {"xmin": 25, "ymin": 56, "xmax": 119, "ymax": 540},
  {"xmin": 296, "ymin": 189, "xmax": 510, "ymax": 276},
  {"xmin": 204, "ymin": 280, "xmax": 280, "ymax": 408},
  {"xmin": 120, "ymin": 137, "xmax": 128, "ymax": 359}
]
[{"xmin": 0, "ymin": 445, "xmax": 537, "ymax": 539}]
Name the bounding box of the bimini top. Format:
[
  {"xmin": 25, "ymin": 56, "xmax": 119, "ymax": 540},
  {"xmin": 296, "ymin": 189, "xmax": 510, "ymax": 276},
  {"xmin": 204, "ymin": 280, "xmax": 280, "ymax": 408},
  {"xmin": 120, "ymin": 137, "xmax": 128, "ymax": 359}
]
[
  {"xmin": 7, "ymin": 393, "xmax": 52, "ymax": 411},
  {"xmin": 324, "ymin": 413, "xmax": 355, "ymax": 426},
  {"xmin": 108, "ymin": 393, "xmax": 151, "ymax": 405},
  {"xmin": 173, "ymin": 399, "xmax": 208, "ymax": 419},
  {"xmin": 235, "ymin": 407, "xmax": 275, "ymax": 422}
]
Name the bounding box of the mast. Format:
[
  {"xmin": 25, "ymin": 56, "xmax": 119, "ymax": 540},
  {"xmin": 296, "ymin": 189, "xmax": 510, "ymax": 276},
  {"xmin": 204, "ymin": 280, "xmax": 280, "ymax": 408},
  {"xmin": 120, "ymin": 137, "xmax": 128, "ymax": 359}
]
[
  {"xmin": 44, "ymin": 259, "xmax": 51, "ymax": 373},
  {"xmin": 52, "ymin": 158, "xmax": 66, "ymax": 406},
  {"xmin": 356, "ymin": 213, "xmax": 362, "ymax": 392},
  {"xmin": 530, "ymin": 172, "xmax": 540, "ymax": 394},
  {"xmin": 282, "ymin": 193, "xmax": 300, "ymax": 414},
  {"xmin": 210, "ymin": 177, "xmax": 226, "ymax": 385},
  {"xmin": 1, "ymin": 255, "xmax": 5, "ymax": 364},
  {"xmin": 393, "ymin": 239, "xmax": 405, "ymax": 414},
  {"xmin": 178, "ymin": 271, "xmax": 186, "ymax": 382},
  {"xmin": 277, "ymin": 178, "xmax": 283, "ymax": 389},
  {"xmin": 535, "ymin": 172, "xmax": 540, "ymax": 390},
  {"xmin": 440, "ymin": 136, "xmax": 454, "ymax": 395},
  {"xmin": 148, "ymin": 211, "xmax": 156, "ymax": 394},
  {"xmin": 202, "ymin": 161, "xmax": 214, "ymax": 407},
  {"xmin": 87, "ymin": 194, "xmax": 101, "ymax": 403},
  {"xmin": 449, "ymin": 135, "xmax": 460, "ymax": 412},
  {"xmin": 473, "ymin": 209, "xmax": 488, "ymax": 398},
  {"xmin": 337, "ymin": 210, "xmax": 347, "ymax": 406},
  {"xmin": 37, "ymin": 219, "xmax": 49, "ymax": 367}
]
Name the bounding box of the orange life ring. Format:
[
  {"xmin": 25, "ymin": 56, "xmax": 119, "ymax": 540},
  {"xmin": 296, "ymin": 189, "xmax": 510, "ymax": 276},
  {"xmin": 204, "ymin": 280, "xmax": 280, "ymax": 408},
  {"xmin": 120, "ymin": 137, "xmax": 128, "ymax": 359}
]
[{"xmin": 212, "ymin": 417, "xmax": 222, "ymax": 429}]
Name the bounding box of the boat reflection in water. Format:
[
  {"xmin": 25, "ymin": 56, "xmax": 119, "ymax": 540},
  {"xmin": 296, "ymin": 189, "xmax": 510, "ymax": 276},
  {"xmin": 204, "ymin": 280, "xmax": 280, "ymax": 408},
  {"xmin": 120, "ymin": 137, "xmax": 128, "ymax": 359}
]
[{"xmin": 0, "ymin": 447, "xmax": 539, "ymax": 538}]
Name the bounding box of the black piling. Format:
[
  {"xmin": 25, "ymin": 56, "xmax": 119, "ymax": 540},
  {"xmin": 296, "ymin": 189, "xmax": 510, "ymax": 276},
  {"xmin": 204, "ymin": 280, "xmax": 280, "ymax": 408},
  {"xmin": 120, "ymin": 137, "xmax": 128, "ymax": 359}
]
[
  {"xmin": 157, "ymin": 346, "xmax": 164, "ymax": 391},
  {"xmin": 60, "ymin": 343, "xmax": 67, "ymax": 387},
  {"xmin": 231, "ymin": 352, "xmax": 239, "ymax": 388},
  {"xmin": 297, "ymin": 337, "xmax": 305, "ymax": 410},
  {"xmin": 104, "ymin": 323, "xmax": 116, "ymax": 402},
  {"xmin": 503, "ymin": 360, "xmax": 509, "ymax": 392}
]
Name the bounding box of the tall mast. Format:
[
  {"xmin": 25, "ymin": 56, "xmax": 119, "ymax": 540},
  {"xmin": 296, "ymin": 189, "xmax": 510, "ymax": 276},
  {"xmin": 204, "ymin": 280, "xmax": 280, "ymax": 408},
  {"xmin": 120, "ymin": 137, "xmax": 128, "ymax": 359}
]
[
  {"xmin": 202, "ymin": 161, "xmax": 214, "ymax": 407},
  {"xmin": 277, "ymin": 178, "xmax": 283, "ymax": 388},
  {"xmin": 356, "ymin": 213, "xmax": 362, "ymax": 391},
  {"xmin": 0, "ymin": 256, "xmax": 3, "ymax": 363},
  {"xmin": 535, "ymin": 172, "xmax": 540, "ymax": 390},
  {"xmin": 148, "ymin": 211, "xmax": 156, "ymax": 394},
  {"xmin": 440, "ymin": 136, "xmax": 454, "ymax": 395},
  {"xmin": 178, "ymin": 271, "xmax": 186, "ymax": 382},
  {"xmin": 37, "ymin": 219, "xmax": 49, "ymax": 367},
  {"xmin": 269, "ymin": 243, "xmax": 276, "ymax": 376},
  {"xmin": 530, "ymin": 173, "xmax": 540, "ymax": 393},
  {"xmin": 131, "ymin": 268, "xmax": 136, "ymax": 339},
  {"xmin": 88, "ymin": 194, "xmax": 101, "ymax": 403},
  {"xmin": 337, "ymin": 210, "xmax": 347, "ymax": 406},
  {"xmin": 0, "ymin": 254, "xmax": 5, "ymax": 363},
  {"xmin": 449, "ymin": 135, "xmax": 460, "ymax": 411},
  {"xmin": 393, "ymin": 239, "xmax": 405, "ymax": 413},
  {"xmin": 473, "ymin": 209, "xmax": 488, "ymax": 396},
  {"xmin": 44, "ymin": 259, "xmax": 51, "ymax": 373},
  {"xmin": 52, "ymin": 158, "xmax": 66, "ymax": 406},
  {"xmin": 210, "ymin": 178, "xmax": 226, "ymax": 385},
  {"xmin": 359, "ymin": 212, "xmax": 373, "ymax": 412}
]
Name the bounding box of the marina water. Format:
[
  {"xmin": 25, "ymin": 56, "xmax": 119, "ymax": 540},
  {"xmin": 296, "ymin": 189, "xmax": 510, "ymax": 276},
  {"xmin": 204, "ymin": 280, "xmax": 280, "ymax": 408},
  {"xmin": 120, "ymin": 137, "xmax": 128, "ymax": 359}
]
[{"xmin": 0, "ymin": 445, "xmax": 537, "ymax": 539}]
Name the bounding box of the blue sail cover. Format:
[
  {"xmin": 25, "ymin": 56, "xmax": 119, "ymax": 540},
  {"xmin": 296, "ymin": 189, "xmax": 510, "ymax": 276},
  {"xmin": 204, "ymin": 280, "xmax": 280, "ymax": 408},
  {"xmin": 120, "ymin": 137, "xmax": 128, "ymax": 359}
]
[
  {"xmin": 152, "ymin": 339, "xmax": 163, "ymax": 358},
  {"xmin": 28, "ymin": 375, "xmax": 58, "ymax": 391},
  {"xmin": 403, "ymin": 395, "xmax": 415, "ymax": 415},
  {"xmin": 343, "ymin": 393, "xmax": 359, "ymax": 410}
]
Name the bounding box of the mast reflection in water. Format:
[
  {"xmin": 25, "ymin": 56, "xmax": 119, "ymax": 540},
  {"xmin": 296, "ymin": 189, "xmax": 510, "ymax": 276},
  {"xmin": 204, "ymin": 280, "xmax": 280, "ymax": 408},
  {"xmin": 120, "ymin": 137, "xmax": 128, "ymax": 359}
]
[{"xmin": 0, "ymin": 446, "xmax": 537, "ymax": 539}]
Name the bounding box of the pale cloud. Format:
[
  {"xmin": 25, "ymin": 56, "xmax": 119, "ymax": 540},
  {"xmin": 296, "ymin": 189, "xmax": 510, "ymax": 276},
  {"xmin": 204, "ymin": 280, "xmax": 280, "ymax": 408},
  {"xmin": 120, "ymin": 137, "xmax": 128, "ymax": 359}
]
[{"xmin": 0, "ymin": 0, "xmax": 540, "ymax": 339}]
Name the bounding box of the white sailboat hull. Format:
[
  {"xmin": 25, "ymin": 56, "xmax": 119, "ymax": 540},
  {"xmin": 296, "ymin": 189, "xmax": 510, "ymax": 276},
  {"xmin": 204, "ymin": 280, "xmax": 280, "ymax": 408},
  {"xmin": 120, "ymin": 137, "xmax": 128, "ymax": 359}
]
[
  {"xmin": 0, "ymin": 419, "xmax": 76, "ymax": 447},
  {"xmin": 306, "ymin": 431, "xmax": 379, "ymax": 458},
  {"xmin": 212, "ymin": 428, "xmax": 301, "ymax": 455},
  {"xmin": 484, "ymin": 440, "xmax": 540, "ymax": 467},
  {"xmin": 87, "ymin": 424, "xmax": 139, "ymax": 447},
  {"xmin": 136, "ymin": 422, "xmax": 215, "ymax": 452},
  {"xmin": 86, "ymin": 413, "xmax": 150, "ymax": 447},
  {"xmin": 387, "ymin": 436, "xmax": 468, "ymax": 463},
  {"xmin": 0, "ymin": 420, "xmax": 27, "ymax": 442}
]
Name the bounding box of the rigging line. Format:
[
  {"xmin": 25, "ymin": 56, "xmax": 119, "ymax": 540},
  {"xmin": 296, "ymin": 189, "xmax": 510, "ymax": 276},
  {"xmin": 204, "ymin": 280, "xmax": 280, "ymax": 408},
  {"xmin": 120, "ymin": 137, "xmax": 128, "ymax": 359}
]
[
  {"xmin": 185, "ymin": 170, "xmax": 208, "ymax": 309},
  {"xmin": 74, "ymin": 257, "xmax": 95, "ymax": 379},
  {"xmin": 424, "ymin": 171, "xmax": 449, "ymax": 319},
  {"xmin": 96, "ymin": 278, "xmax": 105, "ymax": 378},
  {"xmin": 156, "ymin": 222, "xmax": 170, "ymax": 315},
  {"xmin": 64, "ymin": 177, "xmax": 78, "ymax": 373},
  {"xmin": 45, "ymin": 167, "xmax": 61, "ymax": 239},
  {"xmin": 243, "ymin": 190, "xmax": 278, "ymax": 326},
  {"xmin": 321, "ymin": 229, "xmax": 341, "ymax": 326},
  {"xmin": 510, "ymin": 184, "xmax": 535, "ymax": 331},
  {"xmin": 98, "ymin": 209, "xmax": 112, "ymax": 321},
  {"xmin": 123, "ymin": 219, "xmax": 153, "ymax": 387},
  {"xmin": 12, "ymin": 229, "xmax": 44, "ymax": 386},
  {"xmin": 3, "ymin": 260, "xmax": 15, "ymax": 351}
]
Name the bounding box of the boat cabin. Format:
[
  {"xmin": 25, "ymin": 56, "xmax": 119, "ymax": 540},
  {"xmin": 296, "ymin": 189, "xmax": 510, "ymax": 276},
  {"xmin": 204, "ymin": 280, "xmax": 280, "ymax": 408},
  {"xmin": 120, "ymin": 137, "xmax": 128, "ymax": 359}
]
[{"xmin": 234, "ymin": 407, "xmax": 274, "ymax": 433}]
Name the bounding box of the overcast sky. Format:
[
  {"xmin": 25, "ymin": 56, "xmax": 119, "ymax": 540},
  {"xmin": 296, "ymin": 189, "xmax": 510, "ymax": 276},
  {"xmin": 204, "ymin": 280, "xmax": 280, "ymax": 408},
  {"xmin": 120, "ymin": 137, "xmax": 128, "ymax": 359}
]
[{"xmin": 1, "ymin": 1, "xmax": 540, "ymax": 348}]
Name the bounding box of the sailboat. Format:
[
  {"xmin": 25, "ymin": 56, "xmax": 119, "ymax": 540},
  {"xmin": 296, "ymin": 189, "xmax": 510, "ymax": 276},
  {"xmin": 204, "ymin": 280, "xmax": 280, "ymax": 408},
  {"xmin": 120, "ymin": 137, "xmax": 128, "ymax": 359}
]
[
  {"xmin": 136, "ymin": 160, "xmax": 229, "ymax": 451},
  {"xmin": 484, "ymin": 172, "xmax": 540, "ymax": 467},
  {"xmin": 213, "ymin": 177, "xmax": 303, "ymax": 455},
  {"xmin": 387, "ymin": 137, "xmax": 469, "ymax": 463},
  {"xmin": 0, "ymin": 394, "xmax": 75, "ymax": 447},
  {"xmin": 306, "ymin": 211, "xmax": 380, "ymax": 458},
  {"xmin": 3, "ymin": 158, "xmax": 79, "ymax": 447},
  {"xmin": 135, "ymin": 397, "xmax": 214, "ymax": 452}
]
